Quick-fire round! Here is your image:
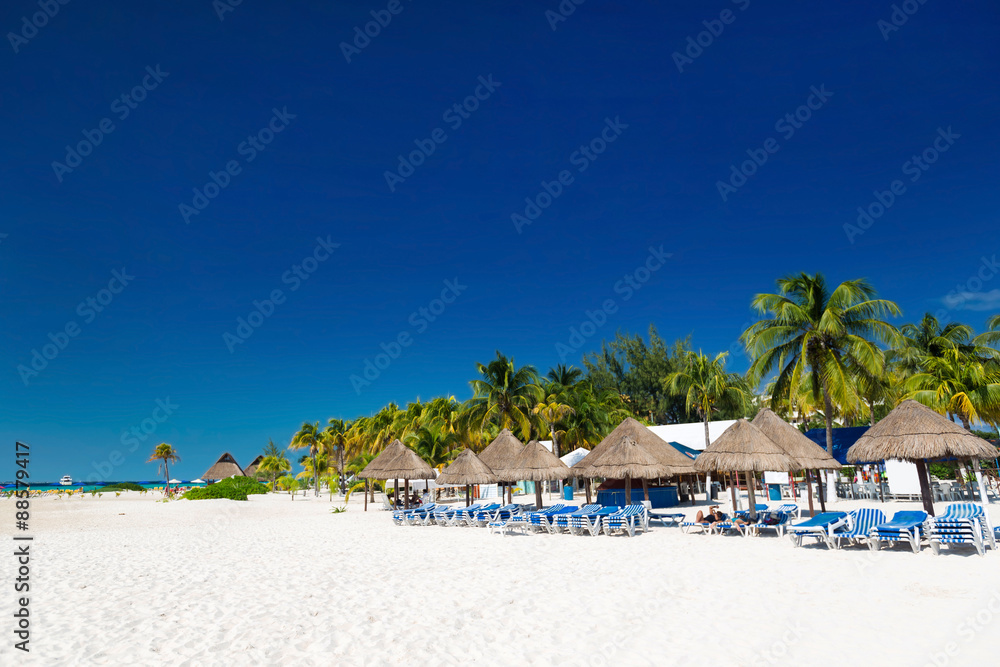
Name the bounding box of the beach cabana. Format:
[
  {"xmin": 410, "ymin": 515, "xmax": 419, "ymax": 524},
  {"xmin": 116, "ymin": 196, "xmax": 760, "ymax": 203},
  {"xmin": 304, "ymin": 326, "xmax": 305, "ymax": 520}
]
[
  {"xmin": 574, "ymin": 435, "xmax": 674, "ymax": 506},
  {"xmin": 203, "ymin": 452, "xmax": 246, "ymax": 481},
  {"xmin": 243, "ymin": 455, "xmax": 263, "ymax": 478},
  {"xmin": 694, "ymin": 419, "xmax": 798, "ymax": 521},
  {"xmin": 752, "ymin": 408, "xmax": 841, "ymax": 515},
  {"xmin": 573, "ymin": 417, "xmax": 697, "ymax": 504},
  {"xmin": 846, "ymin": 400, "xmax": 998, "ymax": 518},
  {"xmin": 436, "ymin": 448, "xmax": 498, "ymax": 506},
  {"xmin": 478, "ymin": 429, "xmax": 526, "ymax": 504},
  {"xmin": 359, "ymin": 439, "xmax": 434, "ymax": 510},
  {"xmin": 506, "ymin": 440, "xmax": 571, "ymax": 510}
]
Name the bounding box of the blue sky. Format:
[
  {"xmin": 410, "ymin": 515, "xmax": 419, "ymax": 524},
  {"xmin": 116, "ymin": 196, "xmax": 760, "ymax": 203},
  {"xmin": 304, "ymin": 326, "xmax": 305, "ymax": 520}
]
[{"xmin": 3, "ymin": 0, "xmax": 998, "ymax": 482}]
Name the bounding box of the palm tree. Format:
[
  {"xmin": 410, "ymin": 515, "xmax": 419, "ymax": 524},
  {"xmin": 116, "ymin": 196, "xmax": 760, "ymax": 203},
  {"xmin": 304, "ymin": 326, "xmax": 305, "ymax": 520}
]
[
  {"xmin": 324, "ymin": 419, "xmax": 351, "ymax": 494},
  {"xmin": 277, "ymin": 474, "xmax": 297, "ymax": 499},
  {"xmin": 257, "ymin": 453, "xmax": 291, "ymax": 491},
  {"xmin": 904, "ymin": 348, "xmax": 1000, "ymax": 430},
  {"xmin": 665, "ymin": 351, "xmax": 753, "ymax": 449},
  {"xmin": 297, "ymin": 451, "xmax": 336, "ymax": 493},
  {"xmin": 289, "ymin": 421, "xmax": 323, "ymax": 497},
  {"xmin": 547, "ymin": 364, "xmax": 583, "ymax": 388},
  {"xmin": 533, "ymin": 396, "xmax": 575, "ymax": 458},
  {"xmin": 741, "ymin": 273, "xmax": 901, "ymax": 454},
  {"xmin": 146, "ymin": 443, "xmax": 180, "ymax": 496},
  {"xmin": 890, "ymin": 313, "xmax": 995, "ymax": 375},
  {"xmin": 461, "ymin": 351, "xmax": 544, "ymax": 440},
  {"xmin": 405, "ymin": 423, "xmax": 459, "ymax": 468}
]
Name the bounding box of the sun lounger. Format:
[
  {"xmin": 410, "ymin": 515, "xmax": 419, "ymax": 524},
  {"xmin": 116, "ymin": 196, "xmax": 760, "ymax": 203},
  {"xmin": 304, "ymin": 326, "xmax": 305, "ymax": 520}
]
[
  {"xmin": 458, "ymin": 503, "xmax": 500, "ymax": 526},
  {"xmin": 787, "ymin": 512, "xmax": 849, "ymax": 548},
  {"xmin": 829, "ymin": 508, "xmax": 886, "ymax": 549},
  {"xmin": 929, "ymin": 503, "xmax": 991, "ymax": 556},
  {"xmin": 648, "ymin": 512, "xmax": 685, "ymax": 527},
  {"xmin": 603, "ymin": 504, "xmax": 647, "ymax": 537},
  {"xmin": 495, "ymin": 504, "xmax": 567, "ymax": 535},
  {"xmin": 402, "ymin": 503, "xmax": 440, "ymax": 525},
  {"xmin": 681, "ymin": 511, "xmax": 729, "ymax": 535},
  {"xmin": 550, "ymin": 504, "xmax": 602, "ymax": 533},
  {"xmin": 527, "ymin": 505, "xmax": 577, "ymax": 532},
  {"xmin": 745, "ymin": 511, "xmax": 794, "ymax": 538},
  {"xmin": 472, "ymin": 503, "xmax": 520, "ymax": 527},
  {"xmin": 870, "ymin": 511, "xmax": 928, "ymax": 553},
  {"xmin": 392, "ymin": 503, "xmax": 433, "ymax": 526},
  {"xmin": 774, "ymin": 503, "xmax": 801, "ymax": 519},
  {"xmin": 434, "ymin": 503, "xmax": 484, "ymax": 526},
  {"xmin": 569, "ymin": 506, "xmax": 619, "ymax": 536}
]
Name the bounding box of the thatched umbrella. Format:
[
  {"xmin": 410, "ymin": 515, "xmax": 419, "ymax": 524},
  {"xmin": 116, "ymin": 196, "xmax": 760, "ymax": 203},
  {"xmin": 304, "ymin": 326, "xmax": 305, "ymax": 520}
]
[
  {"xmin": 359, "ymin": 439, "xmax": 434, "ymax": 510},
  {"xmin": 478, "ymin": 428, "xmax": 525, "ymax": 504},
  {"xmin": 574, "ymin": 417, "xmax": 697, "ymax": 504},
  {"xmin": 694, "ymin": 419, "xmax": 798, "ymax": 521},
  {"xmin": 436, "ymin": 449, "xmax": 498, "ymax": 506},
  {"xmin": 203, "ymin": 452, "xmax": 246, "ymax": 481},
  {"xmin": 506, "ymin": 440, "xmax": 571, "ymax": 509},
  {"xmin": 243, "ymin": 455, "xmax": 264, "ymax": 479},
  {"xmin": 846, "ymin": 400, "xmax": 998, "ymax": 517},
  {"xmin": 575, "ymin": 435, "xmax": 674, "ymax": 506},
  {"xmin": 752, "ymin": 408, "xmax": 841, "ymax": 516}
]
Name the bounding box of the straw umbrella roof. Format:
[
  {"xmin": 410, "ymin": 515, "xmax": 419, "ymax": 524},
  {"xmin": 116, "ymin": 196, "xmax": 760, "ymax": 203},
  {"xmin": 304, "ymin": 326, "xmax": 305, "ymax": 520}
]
[
  {"xmin": 752, "ymin": 408, "xmax": 840, "ymax": 470},
  {"xmin": 506, "ymin": 440, "xmax": 571, "ymax": 482},
  {"xmin": 359, "ymin": 439, "xmax": 436, "ymax": 480},
  {"xmin": 477, "ymin": 428, "xmax": 525, "ymax": 479},
  {"xmin": 573, "ymin": 417, "xmax": 696, "ymax": 476},
  {"xmin": 846, "ymin": 400, "xmax": 999, "ymax": 463},
  {"xmin": 574, "ymin": 435, "xmax": 674, "ymax": 480},
  {"xmin": 693, "ymin": 419, "xmax": 798, "ymax": 472},
  {"xmin": 243, "ymin": 455, "xmax": 264, "ymax": 477},
  {"xmin": 203, "ymin": 452, "xmax": 246, "ymax": 480},
  {"xmin": 435, "ymin": 449, "xmax": 498, "ymax": 485}
]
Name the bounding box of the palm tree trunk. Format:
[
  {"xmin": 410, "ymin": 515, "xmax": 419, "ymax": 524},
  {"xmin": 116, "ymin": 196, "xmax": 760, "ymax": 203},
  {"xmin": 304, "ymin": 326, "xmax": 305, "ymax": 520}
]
[
  {"xmin": 550, "ymin": 425, "xmax": 559, "ymax": 459},
  {"xmin": 821, "ymin": 385, "xmax": 835, "ymax": 455},
  {"xmin": 312, "ymin": 451, "xmax": 319, "ymax": 498},
  {"xmin": 164, "ymin": 459, "xmax": 170, "ymax": 497}
]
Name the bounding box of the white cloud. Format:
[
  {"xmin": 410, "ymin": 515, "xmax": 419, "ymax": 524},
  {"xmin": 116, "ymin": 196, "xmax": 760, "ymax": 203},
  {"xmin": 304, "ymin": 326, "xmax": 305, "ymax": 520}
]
[{"xmin": 944, "ymin": 289, "xmax": 1000, "ymax": 311}]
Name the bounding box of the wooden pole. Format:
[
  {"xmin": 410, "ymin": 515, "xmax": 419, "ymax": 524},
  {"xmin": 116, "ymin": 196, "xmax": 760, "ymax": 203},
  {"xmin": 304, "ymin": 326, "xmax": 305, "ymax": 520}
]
[
  {"xmin": 689, "ymin": 475, "xmax": 696, "ymax": 506},
  {"xmin": 915, "ymin": 458, "xmax": 935, "ymax": 517},
  {"xmin": 465, "ymin": 484, "xmax": 470, "ymax": 507},
  {"xmin": 585, "ymin": 478, "xmax": 593, "ymax": 505},
  {"xmin": 642, "ymin": 477, "xmax": 650, "ymax": 503},
  {"xmin": 625, "ymin": 474, "xmax": 632, "ymax": 506},
  {"xmin": 745, "ymin": 471, "xmax": 758, "ymax": 522},
  {"xmin": 805, "ymin": 470, "xmax": 815, "ymax": 517},
  {"xmin": 815, "ymin": 471, "xmax": 826, "ymax": 513},
  {"xmin": 877, "ymin": 463, "xmax": 885, "ymax": 503},
  {"xmin": 535, "ymin": 481, "xmax": 544, "ymax": 511},
  {"xmin": 729, "ymin": 471, "xmax": 739, "ymax": 513},
  {"xmin": 404, "ymin": 478, "xmax": 409, "ymax": 510},
  {"xmin": 364, "ymin": 479, "xmax": 368, "ymax": 511}
]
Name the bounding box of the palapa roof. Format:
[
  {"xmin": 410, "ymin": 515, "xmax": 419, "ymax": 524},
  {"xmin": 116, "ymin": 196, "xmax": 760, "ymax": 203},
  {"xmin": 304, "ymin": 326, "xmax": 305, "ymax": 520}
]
[
  {"xmin": 435, "ymin": 449, "xmax": 497, "ymax": 485},
  {"xmin": 506, "ymin": 440, "xmax": 571, "ymax": 482},
  {"xmin": 574, "ymin": 435, "xmax": 674, "ymax": 480},
  {"xmin": 693, "ymin": 419, "xmax": 798, "ymax": 472},
  {"xmin": 243, "ymin": 455, "xmax": 264, "ymax": 477},
  {"xmin": 846, "ymin": 400, "xmax": 999, "ymax": 463},
  {"xmin": 572, "ymin": 417, "xmax": 696, "ymax": 476},
  {"xmin": 203, "ymin": 452, "xmax": 246, "ymax": 480},
  {"xmin": 752, "ymin": 408, "xmax": 840, "ymax": 470},
  {"xmin": 359, "ymin": 439, "xmax": 436, "ymax": 480},
  {"xmin": 477, "ymin": 428, "xmax": 525, "ymax": 476}
]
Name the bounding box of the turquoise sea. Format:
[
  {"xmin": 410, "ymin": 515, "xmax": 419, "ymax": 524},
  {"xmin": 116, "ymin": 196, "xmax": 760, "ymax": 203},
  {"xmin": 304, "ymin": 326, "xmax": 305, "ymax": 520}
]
[{"xmin": 1, "ymin": 481, "xmax": 208, "ymax": 492}]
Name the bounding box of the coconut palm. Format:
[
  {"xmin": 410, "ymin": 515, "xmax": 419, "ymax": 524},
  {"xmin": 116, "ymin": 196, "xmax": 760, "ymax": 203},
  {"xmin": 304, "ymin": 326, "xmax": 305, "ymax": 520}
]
[
  {"xmin": 405, "ymin": 422, "xmax": 459, "ymax": 468},
  {"xmin": 461, "ymin": 351, "xmax": 544, "ymax": 440},
  {"xmin": 297, "ymin": 451, "xmax": 336, "ymax": 493},
  {"xmin": 257, "ymin": 453, "xmax": 291, "ymax": 491},
  {"xmin": 146, "ymin": 443, "xmax": 180, "ymax": 496},
  {"xmin": 665, "ymin": 351, "xmax": 753, "ymax": 449},
  {"xmin": 741, "ymin": 273, "xmax": 901, "ymax": 454},
  {"xmin": 289, "ymin": 421, "xmax": 323, "ymax": 497},
  {"xmin": 324, "ymin": 419, "xmax": 351, "ymax": 494},
  {"xmin": 904, "ymin": 348, "xmax": 1000, "ymax": 430},
  {"xmin": 277, "ymin": 474, "xmax": 297, "ymax": 499},
  {"xmin": 533, "ymin": 396, "xmax": 575, "ymax": 458},
  {"xmin": 890, "ymin": 313, "xmax": 996, "ymax": 375},
  {"xmin": 547, "ymin": 364, "xmax": 584, "ymax": 388}
]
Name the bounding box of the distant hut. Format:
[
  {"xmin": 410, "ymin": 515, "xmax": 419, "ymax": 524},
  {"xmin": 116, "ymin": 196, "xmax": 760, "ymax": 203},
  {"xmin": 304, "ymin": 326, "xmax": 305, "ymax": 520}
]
[
  {"xmin": 575, "ymin": 435, "xmax": 673, "ymax": 506},
  {"xmin": 243, "ymin": 455, "xmax": 264, "ymax": 479},
  {"xmin": 436, "ymin": 449, "xmax": 497, "ymax": 506},
  {"xmin": 359, "ymin": 439, "xmax": 434, "ymax": 510},
  {"xmin": 506, "ymin": 440, "xmax": 571, "ymax": 510},
  {"xmin": 203, "ymin": 452, "xmax": 246, "ymax": 481},
  {"xmin": 478, "ymin": 429, "xmax": 526, "ymax": 503}
]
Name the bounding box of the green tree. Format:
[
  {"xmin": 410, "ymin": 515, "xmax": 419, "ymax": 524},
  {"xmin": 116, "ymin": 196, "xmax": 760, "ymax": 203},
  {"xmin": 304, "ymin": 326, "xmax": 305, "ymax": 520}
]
[
  {"xmin": 146, "ymin": 443, "xmax": 180, "ymax": 496},
  {"xmin": 257, "ymin": 453, "xmax": 291, "ymax": 491},
  {"xmin": 289, "ymin": 421, "xmax": 324, "ymax": 498},
  {"xmin": 324, "ymin": 419, "xmax": 351, "ymax": 494},
  {"xmin": 904, "ymin": 348, "xmax": 1000, "ymax": 430},
  {"xmin": 533, "ymin": 396, "xmax": 575, "ymax": 458},
  {"xmin": 665, "ymin": 351, "xmax": 753, "ymax": 448},
  {"xmin": 742, "ymin": 273, "xmax": 901, "ymax": 454},
  {"xmin": 461, "ymin": 351, "xmax": 544, "ymax": 440}
]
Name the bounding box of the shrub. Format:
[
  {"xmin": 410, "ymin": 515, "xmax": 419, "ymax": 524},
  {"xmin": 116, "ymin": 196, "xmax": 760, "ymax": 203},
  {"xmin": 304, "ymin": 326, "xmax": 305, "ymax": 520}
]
[
  {"xmin": 181, "ymin": 476, "xmax": 268, "ymax": 501},
  {"xmin": 103, "ymin": 482, "xmax": 145, "ymax": 492},
  {"xmin": 219, "ymin": 476, "xmax": 269, "ymax": 495}
]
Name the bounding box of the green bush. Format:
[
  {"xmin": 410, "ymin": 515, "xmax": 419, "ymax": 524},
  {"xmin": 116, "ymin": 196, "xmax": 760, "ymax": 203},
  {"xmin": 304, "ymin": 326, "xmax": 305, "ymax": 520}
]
[
  {"xmin": 103, "ymin": 482, "xmax": 145, "ymax": 492},
  {"xmin": 181, "ymin": 476, "xmax": 268, "ymax": 501}
]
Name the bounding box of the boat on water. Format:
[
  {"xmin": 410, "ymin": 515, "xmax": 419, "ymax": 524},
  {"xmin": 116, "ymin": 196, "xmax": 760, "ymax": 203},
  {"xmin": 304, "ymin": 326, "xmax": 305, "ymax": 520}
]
[{"xmin": 59, "ymin": 475, "xmax": 74, "ymax": 486}]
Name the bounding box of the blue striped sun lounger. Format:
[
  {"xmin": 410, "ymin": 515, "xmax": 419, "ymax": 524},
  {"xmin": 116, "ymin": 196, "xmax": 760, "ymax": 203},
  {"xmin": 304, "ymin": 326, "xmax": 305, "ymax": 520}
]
[
  {"xmin": 392, "ymin": 503, "xmax": 436, "ymax": 526},
  {"xmin": 550, "ymin": 504, "xmax": 602, "ymax": 533},
  {"xmin": 472, "ymin": 503, "xmax": 520, "ymax": 527},
  {"xmin": 648, "ymin": 512, "xmax": 685, "ymax": 527},
  {"xmin": 929, "ymin": 503, "xmax": 992, "ymax": 556},
  {"xmin": 435, "ymin": 503, "xmax": 484, "ymax": 527},
  {"xmin": 787, "ymin": 512, "xmax": 849, "ymax": 548},
  {"xmin": 745, "ymin": 511, "xmax": 794, "ymax": 538},
  {"xmin": 494, "ymin": 504, "xmax": 566, "ymax": 535},
  {"xmin": 569, "ymin": 506, "xmax": 619, "ymax": 536},
  {"xmin": 870, "ymin": 511, "xmax": 928, "ymax": 554},
  {"xmin": 603, "ymin": 504, "xmax": 647, "ymax": 537},
  {"xmin": 402, "ymin": 503, "xmax": 441, "ymax": 526},
  {"xmin": 829, "ymin": 508, "xmax": 886, "ymax": 549}
]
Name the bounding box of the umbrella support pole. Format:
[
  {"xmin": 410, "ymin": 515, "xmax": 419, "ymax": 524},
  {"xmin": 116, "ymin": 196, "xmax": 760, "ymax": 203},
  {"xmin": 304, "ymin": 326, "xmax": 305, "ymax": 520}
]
[
  {"xmin": 404, "ymin": 479, "xmax": 409, "ymax": 510},
  {"xmin": 535, "ymin": 483, "xmax": 543, "ymax": 511},
  {"xmin": 915, "ymin": 459, "xmax": 935, "ymax": 517},
  {"xmin": 745, "ymin": 471, "xmax": 758, "ymax": 522},
  {"xmin": 689, "ymin": 475, "xmax": 695, "ymax": 506},
  {"xmin": 625, "ymin": 474, "xmax": 632, "ymax": 506},
  {"xmin": 585, "ymin": 478, "xmax": 592, "ymax": 505},
  {"xmin": 805, "ymin": 470, "xmax": 815, "ymax": 517},
  {"xmin": 705, "ymin": 473, "xmax": 712, "ymax": 502},
  {"xmin": 465, "ymin": 484, "xmax": 470, "ymax": 507},
  {"xmin": 729, "ymin": 471, "xmax": 739, "ymax": 513},
  {"xmin": 815, "ymin": 470, "xmax": 826, "ymax": 513},
  {"xmin": 364, "ymin": 480, "xmax": 368, "ymax": 511},
  {"xmin": 642, "ymin": 477, "xmax": 650, "ymax": 503},
  {"xmin": 972, "ymin": 459, "xmax": 994, "ymax": 540}
]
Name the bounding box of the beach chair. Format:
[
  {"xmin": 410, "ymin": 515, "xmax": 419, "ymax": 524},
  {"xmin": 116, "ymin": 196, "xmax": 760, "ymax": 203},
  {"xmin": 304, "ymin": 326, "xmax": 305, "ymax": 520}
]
[
  {"xmin": 745, "ymin": 511, "xmax": 794, "ymax": 538},
  {"xmin": 869, "ymin": 511, "xmax": 929, "ymax": 554},
  {"xmin": 681, "ymin": 511, "xmax": 728, "ymax": 535},
  {"xmin": 457, "ymin": 503, "xmax": 499, "ymax": 527},
  {"xmin": 569, "ymin": 506, "xmax": 620, "ymax": 536},
  {"xmin": 603, "ymin": 504, "xmax": 647, "ymax": 537},
  {"xmin": 928, "ymin": 503, "xmax": 991, "ymax": 556},
  {"xmin": 528, "ymin": 505, "xmax": 577, "ymax": 533},
  {"xmin": 829, "ymin": 508, "xmax": 887, "ymax": 549},
  {"xmin": 494, "ymin": 504, "xmax": 567, "ymax": 535},
  {"xmin": 550, "ymin": 504, "xmax": 602, "ymax": 534},
  {"xmin": 648, "ymin": 512, "xmax": 686, "ymax": 528},
  {"xmin": 472, "ymin": 503, "xmax": 520, "ymax": 527},
  {"xmin": 434, "ymin": 503, "xmax": 483, "ymax": 526},
  {"xmin": 419, "ymin": 504, "xmax": 454, "ymax": 526},
  {"xmin": 402, "ymin": 503, "xmax": 439, "ymax": 526},
  {"xmin": 392, "ymin": 504, "xmax": 429, "ymax": 526},
  {"xmin": 787, "ymin": 512, "xmax": 849, "ymax": 548},
  {"xmin": 774, "ymin": 503, "xmax": 801, "ymax": 519}
]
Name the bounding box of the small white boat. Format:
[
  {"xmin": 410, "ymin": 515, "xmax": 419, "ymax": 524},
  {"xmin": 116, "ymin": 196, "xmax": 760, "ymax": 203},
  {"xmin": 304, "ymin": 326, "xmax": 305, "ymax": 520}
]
[{"xmin": 59, "ymin": 475, "xmax": 74, "ymax": 486}]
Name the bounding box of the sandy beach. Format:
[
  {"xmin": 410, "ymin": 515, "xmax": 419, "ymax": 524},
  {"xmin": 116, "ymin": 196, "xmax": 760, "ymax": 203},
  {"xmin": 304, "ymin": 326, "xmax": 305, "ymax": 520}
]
[{"xmin": 5, "ymin": 491, "xmax": 999, "ymax": 666}]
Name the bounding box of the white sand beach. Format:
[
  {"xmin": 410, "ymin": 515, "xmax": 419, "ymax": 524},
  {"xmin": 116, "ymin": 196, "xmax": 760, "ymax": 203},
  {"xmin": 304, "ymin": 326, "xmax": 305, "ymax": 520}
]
[{"xmin": 10, "ymin": 491, "xmax": 1000, "ymax": 666}]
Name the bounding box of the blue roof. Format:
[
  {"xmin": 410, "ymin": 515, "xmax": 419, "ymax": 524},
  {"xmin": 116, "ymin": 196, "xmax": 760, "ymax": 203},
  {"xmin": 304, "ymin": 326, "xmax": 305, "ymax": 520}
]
[
  {"xmin": 668, "ymin": 442, "xmax": 701, "ymax": 460},
  {"xmin": 803, "ymin": 426, "xmax": 869, "ymax": 465}
]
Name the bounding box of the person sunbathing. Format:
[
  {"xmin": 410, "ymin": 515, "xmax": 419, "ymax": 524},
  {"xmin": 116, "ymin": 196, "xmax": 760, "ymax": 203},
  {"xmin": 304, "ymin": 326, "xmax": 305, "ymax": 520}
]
[{"xmin": 694, "ymin": 506, "xmax": 725, "ymax": 524}]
